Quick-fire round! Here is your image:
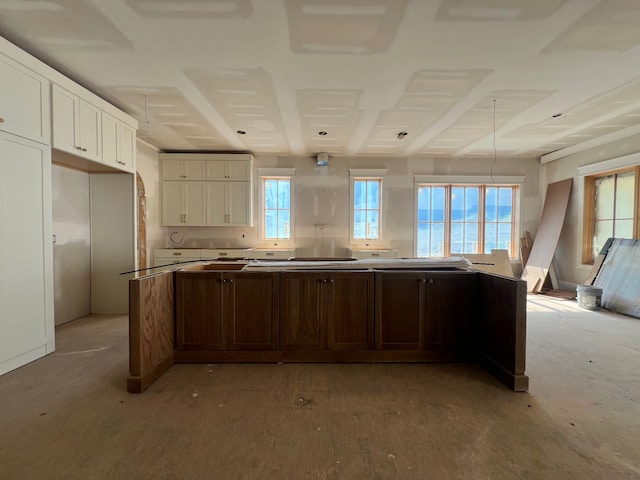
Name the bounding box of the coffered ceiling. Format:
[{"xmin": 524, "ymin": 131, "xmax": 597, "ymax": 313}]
[{"xmin": 2, "ymin": 0, "xmax": 640, "ymax": 159}]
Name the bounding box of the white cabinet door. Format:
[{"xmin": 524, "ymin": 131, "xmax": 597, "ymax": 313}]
[
  {"xmin": 0, "ymin": 54, "xmax": 50, "ymax": 144},
  {"xmin": 78, "ymin": 99, "xmax": 101, "ymax": 162},
  {"xmin": 101, "ymin": 112, "xmax": 119, "ymax": 168},
  {"xmin": 119, "ymin": 123, "xmax": 136, "ymax": 173},
  {"xmin": 0, "ymin": 131, "xmax": 54, "ymax": 376},
  {"xmin": 206, "ymin": 182, "xmax": 227, "ymax": 225},
  {"xmin": 228, "ymin": 181, "xmax": 251, "ymax": 225},
  {"xmin": 162, "ymin": 159, "xmax": 205, "ymax": 180},
  {"xmin": 52, "ymin": 84, "xmax": 102, "ymax": 162},
  {"xmin": 207, "ymin": 160, "xmax": 250, "ymax": 181},
  {"xmin": 162, "ymin": 181, "xmax": 205, "ymax": 226}
]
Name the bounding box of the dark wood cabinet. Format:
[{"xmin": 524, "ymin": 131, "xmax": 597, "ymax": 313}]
[
  {"xmin": 176, "ymin": 271, "xmax": 279, "ymax": 352},
  {"xmin": 375, "ymin": 271, "xmax": 476, "ymax": 353},
  {"xmin": 280, "ymin": 271, "xmax": 374, "ymax": 351}
]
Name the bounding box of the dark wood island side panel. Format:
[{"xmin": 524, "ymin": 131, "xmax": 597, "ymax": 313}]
[
  {"xmin": 128, "ymin": 271, "xmax": 175, "ymax": 393},
  {"xmin": 476, "ymin": 271, "xmax": 529, "ymax": 392}
]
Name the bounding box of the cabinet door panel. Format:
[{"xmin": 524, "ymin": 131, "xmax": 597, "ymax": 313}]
[
  {"xmin": 280, "ymin": 272, "xmax": 324, "ymax": 350},
  {"xmin": 206, "ymin": 161, "xmax": 227, "ymax": 180},
  {"xmin": 101, "ymin": 112, "xmax": 118, "ymax": 168},
  {"xmin": 184, "ymin": 182, "xmax": 205, "ymax": 226},
  {"xmin": 326, "ymin": 272, "xmax": 374, "ymax": 351},
  {"xmin": 227, "ymin": 182, "xmax": 250, "ymax": 225},
  {"xmin": 375, "ymin": 272, "xmax": 425, "ymax": 350},
  {"xmin": 176, "ymin": 274, "xmax": 225, "ymax": 350},
  {"xmin": 425, "ymin": 274, "xmax": 476, "ymax": 350},
  {"xmin": 225, "ymin": 272, "xmax": 279, "ymax": 350},
  {"xmin": 119, "ymin": 123, "xmax": 135, "ymax": 172},
  {"xmin": 78, "ymin": 100, "xmax": 101, "ymax": 162},
  {"xmin": 52, "ymin": 85, "xmax": 78, "ymax": 153},
  {"xmin": 206, "ymin": 182, "xmax": 226, "ymax": 225},
  {"xmin": 161, "ymin": 181, "xmax": 184, "ymax": 225},
  {"xmin": 227, "ymin": 161, "xmax": 250, "ymax": 180}
]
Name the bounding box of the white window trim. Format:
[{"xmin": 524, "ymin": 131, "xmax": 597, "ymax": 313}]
[
  {"xmin": 413, "ymin": 179, "xmax": 522, "ymax": 258},
  {"xmin": 258, "ymin": 168, "xmax": 295, "ymax": 248},
  {"xmin": 350, "ymin": 169, "xmax": 388, "ymax": 248}
]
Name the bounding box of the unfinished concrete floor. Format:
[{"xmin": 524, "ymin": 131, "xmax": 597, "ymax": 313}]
[{"xmin": 0, "ymin": 295, "xmax": 638, "ymax": 479}]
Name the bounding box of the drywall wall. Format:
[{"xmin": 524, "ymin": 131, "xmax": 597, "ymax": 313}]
[
  {"xmin": 148, "ymin": 154, "xmax": 541, "ymax": 259},
  {"xmin": 541, "ymin": 136, "xmax": 640, "ymax": 289},
  {"xmin": 52, "ymin": 165, "xmax": 91, "ymax": 325}
]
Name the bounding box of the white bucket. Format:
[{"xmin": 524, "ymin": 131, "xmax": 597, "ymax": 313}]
[{"xmin": 576, "ymin": 285, "xmax": 602, "ymax": 310}]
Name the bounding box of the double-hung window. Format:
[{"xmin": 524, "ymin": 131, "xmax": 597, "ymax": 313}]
[
  {"xmin": 415, "ymin": 179, "xmax": 520, "ymax": 258},
  {"xmin": 350, "ymin": 169, "xmax": 387, "ymax": 246},
  {"xmin": 259, "ymin": 168, "xmax": 295, "ymax": 246},
  {"xmin": 582, "ymin": 165, "xmax": 639, "ymax": 263}
]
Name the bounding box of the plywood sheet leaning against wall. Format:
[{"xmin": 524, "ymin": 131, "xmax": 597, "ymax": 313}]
[
  {"xmin": 593, "ymin": 239, "xmax": 640, "ymax": 318},
  {"xmin": 128, "ymin": 271, "xmax": 175, "ymax": 393},
  {"xmin": 521, "ymin": 178, "xmax": 573, "ymax": 292},
  {"xmin": 463, "ymin": 249, "xmax": 514, "ymax": 277}
]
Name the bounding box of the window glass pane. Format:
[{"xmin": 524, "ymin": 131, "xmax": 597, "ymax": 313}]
[
  {"xmin": 366, "ymin": 210, "xmax": 379, "ymax": 239},
  {"xmin": 594, "ymin": 220, "xmax": 614, "ymax": 257},
  {"xmin": 614, "ymin": 218, "xmax": 633, "ymax": 239},
  {"xmin": 464, "ymin": 222, "xmax": 479, "ymax": 253},
  {"xmin": 451, "ymin": 223, "xmax": 463, "ymax": 254},
  {"xmin": 354, "ymin": 210, "xmax": 366, "ymax": 239},
  {"xmin": 451, "ymin": 187, "xmax": 464, "ymax": 222},
  {"xmin": 431, "ymin": 223, "xmax": 445, "ymax": 256},
  {"xmin": 497, "ymin": 223, "xmax": 512, "ymax": 251},
  {"xmin": 417, "ymin": 187, "xmax": 431, "ymax": 221},
  {"xmin": 485, "ymin": 187, "xmax": 497, "ymax": 222},
  {"xmin": 264, "ymin": 179, "xmax": 277, "ymax": 209},
  {"xmin": 432, "ymin": 187, "xmax": 445, "ymax": 222},
  {"xmin": 279, "ymin": 210, "xmax": 291, "ymax": 239},
  {"xmin": 367, "ymin": 180, "xmax": 380, "ymax": 209},
  {"xmin": 595, "ymin": 175, "xmax": 615, "ymax": 219},
  {"xmin": 615, "ymin": 171, "xmax": 635, "ymax": 219},
  {"xmin": 417, "ymin": 223, "xmax": 430, "ymax": 257},
  {"xmin": 265, "ymin": 210, "xmax": 278, "ymax": 238},
  {"xmin": 354, "ymin": 181, "xmax": 366, "ymax": 210},
  {"xmin": 465, "ymin": 187, "xmax": 479, "ymax": 221},
  {"xmin": 485, "ymin": 223, "xmax": 498, "ymax": 253},
  {"xmin": 498, "ymin": 188, "xmax": 513, "ymax": 221},
  {"xmin": 278, "ymin": 179, "xmax": 290, "ymax": 209}
]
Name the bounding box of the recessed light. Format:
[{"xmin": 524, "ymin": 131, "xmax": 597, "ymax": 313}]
[{"xmin": 236, "ymin": 130, "xmax": 246, "ymax": 134}]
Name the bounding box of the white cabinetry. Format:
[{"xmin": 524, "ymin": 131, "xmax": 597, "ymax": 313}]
[
  {"xmin": 0, "ymin": 131, "xmax": 54, "ymax": 376},
  {"xmin": 102, "ymin": 112, "xmax": 135, "ymax": 173},
  {"xmin": 348, "ymin": 249, "xmax": 397, "ymax": 258},
  {"xmin": 154, "ymin": 249, "xmax": 202, "ymax": 271},
  {"xmin": 162, "ymin": 181, "xmax": 206, "ymax": 226},
  {"xmin": 52, "ymin": 84, "xmax": 102, "ymax": 162},
  {"xmin": 0, "ymin": 53, "xmax": 50, "ymax": 144},
  {"xmin": 207, "ymin": 181, "xmax": 251, "ymax": 226},
  {"xmin": 161, "ymin": 154, "xmax": 254, "ymax": 227}
]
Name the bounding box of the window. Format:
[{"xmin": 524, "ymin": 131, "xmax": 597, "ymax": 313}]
[
  {"xmin": 259, "ymin": 168, "xmax": 295, "ymax": 245},
  {"xmin": 416, "ymin": 183, "xmax": 519, "ymax": 258},
  {"xmin": 350, "ymin": 169, "xmax": 387, "ymax": 245},
  {"xmin": 582, "ymin": 166, "xmax": 639, "ymax": 264}
]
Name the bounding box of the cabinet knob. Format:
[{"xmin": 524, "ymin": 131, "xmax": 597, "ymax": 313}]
[
  {"xmin": 228, "ymin": 279, "xmax": 234, "ymax": 283},
  {"xmin": 420, "ymin": 279, "xmax": 426, "ymax": 283},
  {"xmin": 75, "ymin": 146, "xmax": 82, "ymax": 150},
  {"xmin": 81, "ymin": 148, "xmax": 87, "ymax": 152},
  {"xmin": 428, "ymin": 279, "xmax": 434, "ymax": 284}
]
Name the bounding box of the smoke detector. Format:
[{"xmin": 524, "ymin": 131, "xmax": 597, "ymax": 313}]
[{"xmin": 316, "ymin": 152, "xmax": 330, "ymax": 166}]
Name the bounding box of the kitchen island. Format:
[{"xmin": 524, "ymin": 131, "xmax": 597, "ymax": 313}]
[{"xmin": 128, "ymin": 259, "xmax": 527, "ymax": 393}]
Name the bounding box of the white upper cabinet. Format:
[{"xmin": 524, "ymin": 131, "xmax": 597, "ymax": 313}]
[
  {"xmin": 52, "ymin": 84, "xmax": 102, "ymax": 163},
  {"xmin": 102, "ymin": 112, "xmax": 135, "ymax": 173},
  {"xmin": 0, "ymin": 53, "xmax": 50, "ymax": 144},
  {"xmin": 206, "ymin": 158, "xmax": 251, "ymax": 181},
  {"xmin": 161, "ymin": 159, "xmax": 206, "ymax": 181}
]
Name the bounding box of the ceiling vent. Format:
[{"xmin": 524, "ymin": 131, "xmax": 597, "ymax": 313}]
[{"xmin": 316, "ymin": 152, "xmax": 330, "ymax": 166}]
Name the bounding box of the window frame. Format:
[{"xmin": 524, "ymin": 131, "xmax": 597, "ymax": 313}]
[
  {"xmin": 349, "ymin": 169, "xmax": 387, "ymax": 248},
  {"xmin": 258, "ymin": 168, "xmax": 295, "ymax": 248},
  {"xmin": 413, "ymin": 175, "xmax": 523, "ymax": 259},
  {"xmin": 581, "ymin": 165, "xmax": 640, "ymax": 264}
]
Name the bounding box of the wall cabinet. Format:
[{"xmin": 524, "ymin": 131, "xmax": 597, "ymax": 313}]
[
  {"xmin": 206, "ymin": 181, "xmax": 251, "ymax": 226},
  {"xmin": 52, "ymin": 84, "xmax": 102, "ymax": 162},
  {"xmin": 176, "ymin": 271, "xmax": 279, "ymax": 351},
  {"xmin": 0, "ymin": 53, "xmax": 50, "ymax": 144},
  {"xmin": 161, "ymin": 181, "xmax": 206, "ymax": 226},
  {"xmin": 280, "ymin": 271, "xmax": 374, "ymax": 351},
  {"xmin": 375, "ymin": 271, "xmax": 476, "ymax": 352},
  {"xmin": 161, "ymin": 159, "xmax": 205, "ymax": 181},
  {"xmin": 206, "ymin": 159, "xmax": 251, "ymax": 181},
  {"xmin": 101, "ymin": 112, "xmax": 135, "ymax": 173}
]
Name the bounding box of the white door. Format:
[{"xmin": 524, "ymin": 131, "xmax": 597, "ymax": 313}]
[
  {"xmin": 52, "ymin": 165, "xmax": 91, "ymax": 325},
  {"xmin": 0, "ymin": 131, "xmax": 54, "ymax": 376}
]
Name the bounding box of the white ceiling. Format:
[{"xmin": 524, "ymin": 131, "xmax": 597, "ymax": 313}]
[{"xmin": 2, "ymin": 0, "xmax": 640, "ymax": 159}]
